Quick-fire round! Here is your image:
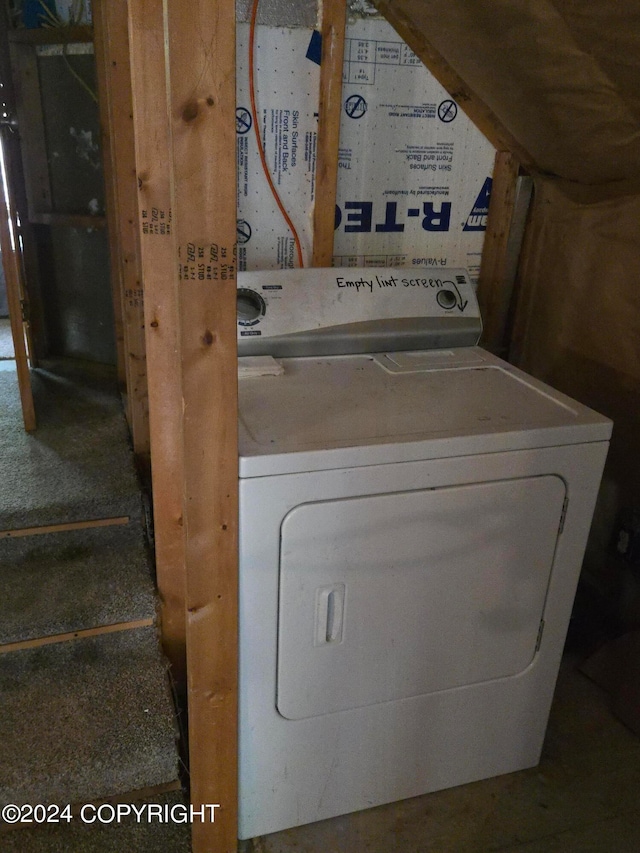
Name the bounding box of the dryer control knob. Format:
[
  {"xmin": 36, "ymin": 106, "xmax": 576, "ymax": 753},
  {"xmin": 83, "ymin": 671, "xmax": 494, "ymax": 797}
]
[{"xmin": 237, "ymin": 288, "xmax": 266, "ymax": 325}]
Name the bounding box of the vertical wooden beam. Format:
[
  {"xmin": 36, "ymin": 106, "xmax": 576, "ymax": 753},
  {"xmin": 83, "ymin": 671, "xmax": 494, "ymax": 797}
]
[
  {"xmin": 128, "ymin": 0, "xmax": 187, "ymax": 681},
  {"xmin": 476, "ymin": 151, "xmax": 520, "ymax": 353},
  {"xmin": 91, "ymin": 10, "xmax": 126, "ymax": 391},
  {"xmin": 8, "ymin": 42, "xmax": 52, "ymax": 220},
  {"xmin": 0, "ymin": 3, "xmax": 46, "ymax": 363},
  {"xmin": 93, "ymin": 0, "xmax": 150, "ymax": 455},
  {"xmin": 507, "ymin": 184, "xmax": 541, "ymax": 368},
  {"xmin": 311, "ymin": 0, "xmax": 347, "ymax": 267},
  {"xmin": 0, "ymin": 135, "xmax": 36, "ymax": 431},
  {"xmin": 164, "ymin": 1, "xmax": 238, "ymax": 850}
]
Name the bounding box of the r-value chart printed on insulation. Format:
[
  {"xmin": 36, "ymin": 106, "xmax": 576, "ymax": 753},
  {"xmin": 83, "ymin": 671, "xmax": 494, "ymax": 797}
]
[
  {"xmin": 236, "ymin": 17, "xmax": 495, "ymax": 279},
  {"xmin": 335, "ymin": 19, "xmax": 496, "ymax": 280}
]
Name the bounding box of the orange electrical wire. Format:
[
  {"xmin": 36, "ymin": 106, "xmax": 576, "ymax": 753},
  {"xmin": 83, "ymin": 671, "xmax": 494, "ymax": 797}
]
[{"xmin": 249, "ymin": 0, "xmax": 305, "ymax": 268}]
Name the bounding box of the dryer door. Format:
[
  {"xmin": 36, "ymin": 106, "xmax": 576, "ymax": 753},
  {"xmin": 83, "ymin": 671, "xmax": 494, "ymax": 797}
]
[{"xmin": 277, "ymin": 475, "xmax": 566, "ymax": 720}]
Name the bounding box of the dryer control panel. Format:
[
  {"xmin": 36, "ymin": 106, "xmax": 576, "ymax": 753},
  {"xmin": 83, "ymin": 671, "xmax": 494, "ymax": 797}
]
[{"xmin": 237, "ymin": 267, "xmax": 481, "ymax": 357}]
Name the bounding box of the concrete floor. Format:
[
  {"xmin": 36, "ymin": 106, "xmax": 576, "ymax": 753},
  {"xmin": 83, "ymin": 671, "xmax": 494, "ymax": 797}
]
[{"xmin": 247, "ymin": 656, "xmax": 640, "ymax": 853}]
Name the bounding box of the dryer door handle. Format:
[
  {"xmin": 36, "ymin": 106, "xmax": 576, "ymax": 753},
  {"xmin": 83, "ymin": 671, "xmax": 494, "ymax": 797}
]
[{"xmin": 315, "ymin": 584, "xmax": 345, "ymax": 645}]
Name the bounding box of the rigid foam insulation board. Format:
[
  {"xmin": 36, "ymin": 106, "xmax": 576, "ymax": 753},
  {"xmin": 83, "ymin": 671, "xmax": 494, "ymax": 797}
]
[
  {"xmin": 236, "ymin": 24, "xmax": 320, "ymax": 270},
  {"xmin": 334, "ymin": 18, "xmax": 495, "ymax": 280},
  {"xmin": 236, "ymin": 16, "xmax": 495, "ymax": 281}
]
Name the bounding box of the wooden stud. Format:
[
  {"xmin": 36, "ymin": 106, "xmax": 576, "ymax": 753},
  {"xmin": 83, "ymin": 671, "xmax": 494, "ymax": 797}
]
[
  {"xmin": 92, "ymin": 7, "xmax": 126, "ymax": 391},
  {"xmin": 0, "ymin": 5, "xmax": 46, "ymax": 363},
  {"xmin": 312, "ymin": 0, "xmax": 347, "ymax": 267},
  {"xmin": 0, "ymin": 138, "xmax": 36, "ymax": 431},
  {"xmin": 163, "ymin": 1, "xmax": 238, "ymax": 849},
  {"xmin": 0, "ymin": 618, "xmax": 155, "ymax": 655},
  {"xmin": 10, "ymin": 204, "xmax": 44, "ymax": 365},
  {"xmin": 507, "ymin": 187, "xmax": 542, "ymax": 368},
  {"xmin": 477, "ymin": 151, "xmax": 520, "ymax": 353},
  {"xmin": 82, "ymin": 779, "xmax": 183, "ymax": 809},
  {"xmin": 93, "ymin": 0, "xmax": 150, "ymax": 455},
  {"xmin": 372, "ymin": 0, "xmax": 536, "ymax": 171},
  {"xmin": 0, "ymin": 516, "xmax": 130, "ymax": 539},
  {"xmin": 8, "ymin": 42, "xmax": 52, "ymax": 220},
  {"xmin": 128, "ymin": 0, "xmax": 187, "ymax": 682}
]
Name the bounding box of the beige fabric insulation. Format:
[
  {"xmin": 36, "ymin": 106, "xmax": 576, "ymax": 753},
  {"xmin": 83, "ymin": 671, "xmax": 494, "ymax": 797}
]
[
  {"xmin": 375, "ymin": 0, "xmax": 640, "ymax": 599},
  {"xmin": 513, "ymin": 180, "xmax": 640, "ymax": 502},
  {"xmin": 374, "ymin": 0, "xmax": 640, "ymax": 185}
]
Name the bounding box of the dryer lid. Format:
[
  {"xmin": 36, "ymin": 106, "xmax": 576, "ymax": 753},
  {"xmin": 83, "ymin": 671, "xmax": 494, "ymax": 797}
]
[
  {"xmin": 236, "ymin": 267, "xmax": 481, "ymax": 357},
  {"xmin": 238, "ymin": 347, "xmax": 612, "ymax": 478}
]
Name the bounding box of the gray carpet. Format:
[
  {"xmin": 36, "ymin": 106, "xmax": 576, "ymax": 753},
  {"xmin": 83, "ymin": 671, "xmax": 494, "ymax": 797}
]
[
  {"xmin": 0, "ymin": 523, "xmax": 156, "ymax": 645},
  {"xmin": 0, "ymin": 627, "xmax": 179, "ymax": 808},
  {"xmin": 0, "ymin": 365, "xmax": 141, "ymax": 530},
  {"xmin": 0, "ymin": 791, "xmax": 191, "ymax": 852}
]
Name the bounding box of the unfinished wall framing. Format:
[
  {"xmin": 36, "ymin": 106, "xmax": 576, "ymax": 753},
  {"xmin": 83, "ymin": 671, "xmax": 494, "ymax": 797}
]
[
  {"xmin": 93, "ymin": 1, "xmax": 148, "ymax": 453},
  {"xmin": 235, "ymin": 7, "xmax": 502, "ymax": 280},
  {"xmin": 100, "ymin": 1, "xmax": 524, "ymax": 850},
  {"xmin": 124, "ymin": 1, "xmax": 239, "ymax": 850},
  {"xmin": 9, "ymin": 0, "xmax": 639, "ymax": 848},
  {"xmin": 6, "ymin": 23, "xmax": 121, "ymax": 374}
]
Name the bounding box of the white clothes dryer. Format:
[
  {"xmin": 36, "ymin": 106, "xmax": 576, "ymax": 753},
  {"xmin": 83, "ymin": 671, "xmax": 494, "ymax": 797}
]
[{"xmin": 235, "ymin": 268, "xmax": 611, "ymax": 840}]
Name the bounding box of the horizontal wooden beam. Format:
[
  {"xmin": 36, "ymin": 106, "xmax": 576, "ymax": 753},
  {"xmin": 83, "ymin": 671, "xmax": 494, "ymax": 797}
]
[
  {"xmin": 8, "ymin": 25, "xmax": 92, "ymax": 44},
  {"xmin": 0, "ymin": 618, "xmax": 155, "ymax": 655},
  {"xmin": 0, "ymin": 516, "xmax": 129, "ymax": 539},
  {"xmin": 77, "ymin": 780, "xmax": 183, "ymax": 811}
]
